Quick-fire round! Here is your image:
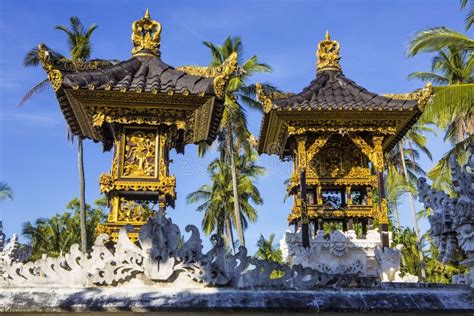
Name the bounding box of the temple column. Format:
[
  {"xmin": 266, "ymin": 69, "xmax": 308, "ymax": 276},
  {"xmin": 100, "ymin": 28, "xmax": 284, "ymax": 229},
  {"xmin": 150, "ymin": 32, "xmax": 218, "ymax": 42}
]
[
  {"xmin": 297, "ymin": 137, "xmax": 310, "ymax": 248},
  {"xmin": 346, "ymin": 186, "xmax": 352, "ymax": 206},
  {"xmin": 372, "ymin": 136, "xmax": 389, "ymax": 248}
]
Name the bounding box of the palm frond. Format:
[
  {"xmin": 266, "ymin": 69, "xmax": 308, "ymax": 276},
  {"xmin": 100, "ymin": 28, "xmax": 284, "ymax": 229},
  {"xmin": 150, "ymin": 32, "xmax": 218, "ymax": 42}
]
[
  {"xmin": 407, "ymin": 72, "xmax": 449, "ymax": 85},
  {"xmin": 18, "ymin": 79, "xmax": 50, "ymax": 107},
  {"xmin": 407, "ymin": 27, "xmax": 474, "ymax": 56},
  {"xmin": 0, "ymin": 182, "xmax": 13, "ymax": 202}
]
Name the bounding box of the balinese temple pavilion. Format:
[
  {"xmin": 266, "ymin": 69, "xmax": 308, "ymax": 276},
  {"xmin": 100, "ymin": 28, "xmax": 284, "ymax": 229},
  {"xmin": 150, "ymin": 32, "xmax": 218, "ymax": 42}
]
[
  {"xmin": 37, "ymin": 10, "xmax": 236, "ymax": 240},
  {"xmin": 257, "ymin": 32, "xmax": 432, "ymax": 248}
]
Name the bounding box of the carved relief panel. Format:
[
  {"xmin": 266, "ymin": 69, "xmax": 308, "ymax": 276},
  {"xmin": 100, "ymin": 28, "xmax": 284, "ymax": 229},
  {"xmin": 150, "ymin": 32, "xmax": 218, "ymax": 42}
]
[
  {"xmin": 119, "ymin": 127, "xmax": 161, "ymax": 180},
  {"xmin": 308, "ymin": 135, "xmax": 369, "ymax": 179}
]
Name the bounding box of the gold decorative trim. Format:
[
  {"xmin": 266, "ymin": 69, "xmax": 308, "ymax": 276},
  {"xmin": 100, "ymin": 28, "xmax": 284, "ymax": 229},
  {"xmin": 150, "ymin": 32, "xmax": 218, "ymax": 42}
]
[
  {"xmin": 256, "ymin": 83, "xmax": 273, "ymax": 113},
  {"xmin": 288, "ymin": 205, "xmax": 376, "ymax": 222},
  {"xmin": 37, "ymin": 44, "xmax": 63, "ymax": 91},
  {"xmin": 377, "ymin": 198, "xmax": 389, "ymax": 224},
  {"xmin": 350, "ymin": 135, "xmax": 384, "ymax": 170},
  {"xmin": 287, "ymin": 125, "xmax": 397, "ymax": 136},
  {"xmin": 91, "ymin": 110, "xmax": 186, "ymax": 129},
  {"xmin": 256, "ymin": 83, "xmax": 295, "ymax": 113},
  {"xmin": 383, "ymin": 82, "xmax": 433, "ymax": 111},
  {"xmin": 177, "ymin": 52, "xmax": 238, "ymax": 98},
  {"xmin": 99, "ymin": 174, "xmax": 176, "ymax": 197}
]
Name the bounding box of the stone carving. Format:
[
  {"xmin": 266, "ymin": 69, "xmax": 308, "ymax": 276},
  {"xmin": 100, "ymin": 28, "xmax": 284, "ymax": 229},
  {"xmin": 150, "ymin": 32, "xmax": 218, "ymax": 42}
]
[
  {"xmin": 0, "ymin": 214, "xmax": 376, "ymax": 289},
  {"xmin": 281, "ymin": 229, "xmax": 382, "ymax": 278},
  {"xmin": 417, "ymin": 141, "xmax": 474, "ymax": 287},
  {"xmin": 374, "ymin": 244, "xmax": 403, "ymax": 282},
  {"xmin": 0, "ymin": 223, "xmax": 31, "ymax": 279},
  {"xmin": 328, "ymin": 230, "xmax": 349, "ymax": 257}
]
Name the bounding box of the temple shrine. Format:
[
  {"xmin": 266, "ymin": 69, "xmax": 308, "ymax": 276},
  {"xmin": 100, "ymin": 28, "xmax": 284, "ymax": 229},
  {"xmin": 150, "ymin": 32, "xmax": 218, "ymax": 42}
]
[
  {"xmin": 257, "ymin": 32, "xmax": 432, "ymax": 250},
  {"xmin": 37, "ymin": 10, "xmax": 236, "ymax": 240}
]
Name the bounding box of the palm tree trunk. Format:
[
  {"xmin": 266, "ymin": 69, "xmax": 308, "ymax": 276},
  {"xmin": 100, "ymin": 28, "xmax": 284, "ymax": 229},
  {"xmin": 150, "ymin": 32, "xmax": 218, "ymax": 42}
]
[
  {"xmin": 226, "ymin": 217, "xmax": 236, "ymax": 254},
  {"xmin": 393, "ymin": 200, "xmax": 401, "ymax": 228},
  {"xmin": 78, "ymin": 138, "xmax": 87, "ymax": 254},
  {"xmin": 399, "ymin": 141, "xmax": 426, "ymax": 280},
  {"xmin": 226, "ymin": 124, "xmax": 245, "ymax": 247},
  {"xmin": 454, "ymin": 118, "xmax": 466, "ymax": 143}
]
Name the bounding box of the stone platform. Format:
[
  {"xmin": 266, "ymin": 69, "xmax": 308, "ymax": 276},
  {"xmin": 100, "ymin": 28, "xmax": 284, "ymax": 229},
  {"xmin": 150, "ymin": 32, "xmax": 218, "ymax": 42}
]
[{"xmin": 0, "ymin": 284, "xmax": 472, "ymax": 314}]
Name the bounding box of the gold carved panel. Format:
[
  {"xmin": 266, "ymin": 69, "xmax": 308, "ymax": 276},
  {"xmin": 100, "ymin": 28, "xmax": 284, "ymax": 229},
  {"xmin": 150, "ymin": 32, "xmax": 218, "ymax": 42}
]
[
  {"xmin": 308, "ymin": 135, "xmax": 369, "ymax": 179},
  {"xmin": 121, "ymin": 128, "xmax": 159, "ymax": 178}
]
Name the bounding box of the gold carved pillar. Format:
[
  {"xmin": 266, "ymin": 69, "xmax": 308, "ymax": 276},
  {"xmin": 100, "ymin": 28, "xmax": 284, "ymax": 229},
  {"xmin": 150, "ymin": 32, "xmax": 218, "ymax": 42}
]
[
  {"xmin": 97, "ymin": 126, "xmax": 176, "ymax": 241},
  {"xmin": 346, "ymin": 186, "xmax": 352, "ymax": 206},
  {"xmin": 349, "ymin": 134, "xmax": 389, "ymax": 247}
]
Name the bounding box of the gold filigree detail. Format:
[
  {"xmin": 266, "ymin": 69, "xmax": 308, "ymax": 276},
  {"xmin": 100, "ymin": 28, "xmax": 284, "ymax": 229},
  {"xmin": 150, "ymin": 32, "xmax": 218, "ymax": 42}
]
[
  {"xmin": 350, "ymin": 135, "xmax": 384, "ymax": 170},
  {"xmin": 92, "ymin": 112, "xmax": 105, "ymax": 127},
  {"xmin": 255, "ymin": 83, "xmax": 295, "ymax": 113},
  {"xmin": 287, "ymin": 125, "xmax": 397, "ymax": 135},
  {"xmin": 159, "ymin": 133, "xmax": 168, "ymax": 179},
  {"xmin": 131, "ymin": 9, "xmax": 162, "ymax": 57},
  {"xmin": 177, "ymin": 52, "xmax": 238, "ymax": 98},
  {"xmin": 37, "ymin": 44, "xmax": 63, "ymax": 91},
  {"xmin": 288, "ymin": 205, "xmax": 376, "ymax": 222},
  {"xmin": 383, "ymin": 82, "xmax": 433, "ymax": 111},
  {"xmin": 316, "ymin": 31, "xmax": 341, "ymax": 72},
  {"xmin": 99, "ymin": 175, "xmax": 176, "ymax": 197},
  {"xmin": 117, "ymin": 198, "xmax": 155, "ymax": 222},
  {"xmin": 256, "ymin": 83, "xmax": 273, "ymax": 113},
  {"xmin": 377, "ymin": 198, "xmax": 389, "ymax": 224},
  {"xmin": 297, "ymin": 137, "xmax": 307, "ymax": 171},
  {"xmin": 123, "ymin": 130, "xmax": 156, "ymax": 177},
  {"xmin": 92, "ymin": 110, "xmax": 187, "ymax": 128}
]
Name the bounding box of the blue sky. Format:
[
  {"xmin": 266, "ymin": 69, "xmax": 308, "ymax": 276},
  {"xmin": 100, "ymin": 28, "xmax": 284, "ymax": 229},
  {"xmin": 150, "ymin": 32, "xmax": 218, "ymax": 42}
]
[{"xmin": 0, "ymin": 0, "xmax": 469, "ymax": 253}]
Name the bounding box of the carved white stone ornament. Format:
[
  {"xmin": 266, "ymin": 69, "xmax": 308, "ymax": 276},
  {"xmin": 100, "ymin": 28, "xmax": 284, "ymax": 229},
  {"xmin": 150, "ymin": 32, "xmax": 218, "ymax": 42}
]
[
  {"xmin": 280, "ymin": 229, "xmax": 384, "ymax": 278},
  {"xmin": 418, "ymin": 141, "xmax": 474, "ymax": 287},
  {"xmin": 0, "ymin": 215, "xmax": 377, "ymax": 289}
]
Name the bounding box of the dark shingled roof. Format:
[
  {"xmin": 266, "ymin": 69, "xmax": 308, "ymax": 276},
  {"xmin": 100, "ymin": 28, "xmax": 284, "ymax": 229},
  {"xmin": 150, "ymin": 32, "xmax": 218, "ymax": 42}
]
[
  {"xmin": 61, "ymin": 56, "xmax": 215, "ymax": 95},
  {"xmin": 273, "ymin": 70, "xmax": 418, "ymax": 111}
]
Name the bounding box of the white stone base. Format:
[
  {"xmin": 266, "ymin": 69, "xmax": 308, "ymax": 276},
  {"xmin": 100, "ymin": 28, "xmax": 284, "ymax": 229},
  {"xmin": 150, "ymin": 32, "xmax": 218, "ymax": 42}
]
[{"xmin": 280, "ymin": 229, "xmax": 381, "ymax": 277}]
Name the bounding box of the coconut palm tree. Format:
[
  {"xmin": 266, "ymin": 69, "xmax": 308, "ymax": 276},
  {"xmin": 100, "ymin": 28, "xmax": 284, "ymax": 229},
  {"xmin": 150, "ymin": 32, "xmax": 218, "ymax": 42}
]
[
  {"xmin": 186, "ymin": 149, "xmax": 264, "ymax": 252},
  {"xmin": 255, "ymin": 233, "xmax": 283, "ymax": 263},
  {"xmin": 408, "ymin": 32, "xmax": 473, "ymax": 194},
  {"xmin": 21, "ymin": 17, "xmax": 100, "ymax": 253},
  {"xmin": 461, "ymin": 0, "xmax": 473, "ymax": 31},
  {"xmin": 199, "ymin": 36, "xmax": 272, "ymax": 247},
  {"xmin": 0, "ymin": 183, "xmax": 13, "ymax": 203},
  {"xmin": 386, "ymin": 124, "xmax": 433, "ymax": 279},
  {"xmin": 22, "ymin": 197, "xmax": 106, "ymax": 261}
]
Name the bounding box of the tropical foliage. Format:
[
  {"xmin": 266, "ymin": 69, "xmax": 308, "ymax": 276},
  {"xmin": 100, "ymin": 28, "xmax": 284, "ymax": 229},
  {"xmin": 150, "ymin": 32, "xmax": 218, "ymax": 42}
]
[
  {"xmin": 255, "ymin": 233, "xmax": 283, "ymax": 264},
  {"xmin": 0, "ymin": 183, "xmax": 13, "ymax": 204},
  {"xmin": 186, "ymin": 149, "xmax": 264, "ymax": 252},
  {"xmin": 255, "ymin": 233, "xmax": 285, "ymax": 279},
  {"xmin": 407, "ymin": 4, "xmax": 474, "ymax": 195},
  {"xmin": 391, "ymin": 227, "xmax": 464, "ymax": 283},
  {"xmin": 198, "ymin": 36, "xmax": 273, "ymax": 246},
  {"xmin": 22, "ymin": 16, "xmax": 104, "ymax": 253},
  {"xmin": 22, "ymin": 197, "xmax": 107, "ymax": 261}
]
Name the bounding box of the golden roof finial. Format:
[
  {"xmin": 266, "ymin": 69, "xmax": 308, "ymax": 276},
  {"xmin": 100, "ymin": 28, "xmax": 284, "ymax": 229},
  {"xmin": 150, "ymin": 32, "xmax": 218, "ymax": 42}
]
[
  {"xmin": 144, "ymin": 8, "xmax": 151, "ymax": 19},
  {"xmin": 131, "ymin": 9, "xmax": 162, "ymax": 57},
  {"xmin": 316, "ymin": 31, "xmax": 341, "ymax": 72}
]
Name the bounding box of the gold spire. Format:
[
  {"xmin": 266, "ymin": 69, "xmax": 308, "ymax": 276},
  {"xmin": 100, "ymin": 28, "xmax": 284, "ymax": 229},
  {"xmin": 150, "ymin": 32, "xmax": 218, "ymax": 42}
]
[
  {"xmin": 131, "ymin": 9, "xmax": 162, "ymax": 57},
  {"xmin": 316, "ymin": 31, "xmax": 341, "ymax": 72}
]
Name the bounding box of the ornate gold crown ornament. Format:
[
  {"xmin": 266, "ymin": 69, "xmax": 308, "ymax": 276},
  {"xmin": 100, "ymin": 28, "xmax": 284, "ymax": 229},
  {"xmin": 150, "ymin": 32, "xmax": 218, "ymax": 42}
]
[
  {"xmin": 316, "ymin": 31, "xmax": 341, "ymax": 72},
  {"xmin": 131, "ymin": 9, "xmax": 162, "ymax": 57}
]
